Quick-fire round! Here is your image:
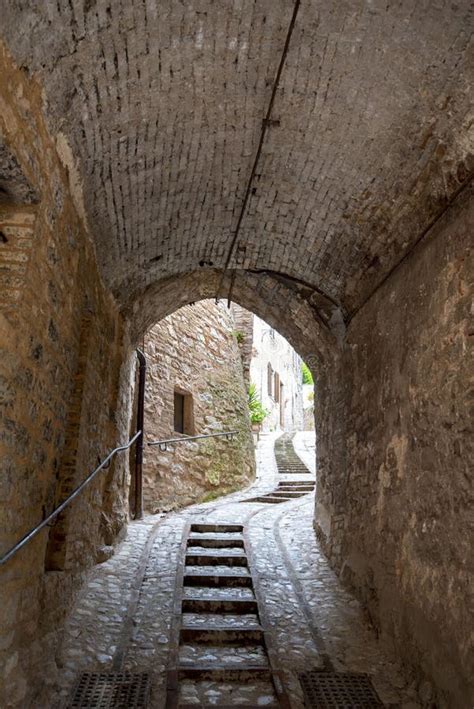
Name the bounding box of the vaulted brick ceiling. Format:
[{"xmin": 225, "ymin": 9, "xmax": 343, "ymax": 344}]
[{"xmin": 2, "ymin": 1, "xmax": 472, "ymax": 315}]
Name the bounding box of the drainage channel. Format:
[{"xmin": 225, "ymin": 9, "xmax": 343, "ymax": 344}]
[
  {"xmin": 66, "ymin": 515, "xmax": 170, "ymax": 708},
  {"xmin": 165, "ymin": 522, "xmax": 290, "ymax": 708}
]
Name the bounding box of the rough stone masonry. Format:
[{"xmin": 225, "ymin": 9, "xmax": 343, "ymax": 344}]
[{"xmin": 142, "ymin": 299, "xmax": 255, "ymax": 513}]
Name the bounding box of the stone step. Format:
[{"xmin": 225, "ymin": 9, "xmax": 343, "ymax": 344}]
[
  {"xmin": 177, "ymin": 665, "xmax": 271, "ymax": 681},
  {"xmin": 187, "ymin": 536, "xmax": 245, "ymax": 549},
  {"xmin": 189, "ymin": 530, "xmax": 244, "ymax": 540},
  {"xmin": 179, "ymin": 643, "xmax": 267, "ymax": 663},
  {"xmin": 277, "ymin": 462, "xmax": 307, "ymax": 466},
  {"xmin": 277, "ymin": 464, "xmax": 309, "ymax": 469},
  {"xmin": 254, "ymin": 496, "xmax": 290, "ymax": 504},
  {"xmin": 277, "ymin": 487, "xmax": 313, "ymax": 493},
  {"xmin": 278, "ymin": 477, "xmax": 314, "ymax": 483},
  {"xmin": 178, "ymin": 678, "xmax": 279, "ymax": 708},
  {"xmin": 185, "ymin": 564, "xmax": 251, "ymax": 575},
  {"xmin": 179, "ymin": 705, "xmax": 277, "ymax": 708},
  {"xmin": 182, "ymin": 596, "xmax": 258, "ymax": 615},
  {"xmin": 190, "ymin": 524, "xmax": 244, "ymax": 534},
  {"xmin": 277, "ymin": 463, "xmax": 309, "ymax": 467},
  {"xmin": 185, "ymin": 551, "xmax": 248, "ymax": 567},
  {"xmin": 183, "ymin": 586, "xmax": 254, "ymax": 599},
  {"xmin": 271, "ymin": 491, "xmax": 307, "ymax": 498},
  {"xmin": 277, "ymin": 470, "xmax": 310, "ymax": 475},
  {"xmin": 184, "ymin": 570, "xmax": 253, "ymax": 588},
  {"xmin": 181, "ymin": 612, "xmax": 260, "ymax": 628},
  {"xmin": 180, "ymin": 624, "xmax": 264, "ymax": 645}
]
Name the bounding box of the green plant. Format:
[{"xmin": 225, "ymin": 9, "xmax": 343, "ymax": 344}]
[
  {"xmin": 201, "ymin": 489, "xmax": 224, "ymax": 503},
  {"xmin": 248, "ymin": 383, "xmax": 269, "ymax": 425},
  {"xmin": 301, "ymin": 361, "xmax": 314, "ymax": 385},
  {"xmin": 232, "ymin": 330, "xmax": 245, "ymax": 344}
]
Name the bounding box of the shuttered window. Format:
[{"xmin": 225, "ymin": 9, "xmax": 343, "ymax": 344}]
[{"xmin": 267, "ymin": 363, "xmax": 273, "ymax": 397}]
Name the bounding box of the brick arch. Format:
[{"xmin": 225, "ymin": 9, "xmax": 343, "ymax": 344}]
[
  {"xmin": 2, "ymin": 2, "xmax": 471, "ymax": 313},
  {"xmin": 126, "ymin": 268, "xmax": 339, "ymax": 370}
]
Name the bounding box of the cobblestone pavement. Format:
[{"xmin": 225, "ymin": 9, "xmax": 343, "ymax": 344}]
[{"xmin": 52, "ymin": 433, "xmax": 422, "ymax": 708}]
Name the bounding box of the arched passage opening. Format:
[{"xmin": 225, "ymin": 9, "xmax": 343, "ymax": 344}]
[
  {"xmin": 127, "ymin": 284, "xmax": 325, "ymax": 515},
  {"xmin": 122, "ymin": 267, "xmax": 344, "ymax": 557}
]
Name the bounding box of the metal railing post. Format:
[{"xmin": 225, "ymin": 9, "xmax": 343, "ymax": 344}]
[{"xmin": 134, "ymin": 348, "xmax": 147, "ymax": 520}]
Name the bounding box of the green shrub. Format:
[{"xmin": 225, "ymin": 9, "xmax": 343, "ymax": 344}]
[
  {"xmin": 301, "ymin": 361, "xmax": 314, "ymax": 385},
  {"xmin": 248, "ymin": 383, "xmax": 269, "ymax": 425}
]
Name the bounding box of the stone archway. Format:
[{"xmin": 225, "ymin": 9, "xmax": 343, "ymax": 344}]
[{"xmin": 123, "ymin": 267, "xmax": 346, "ymax": 564}]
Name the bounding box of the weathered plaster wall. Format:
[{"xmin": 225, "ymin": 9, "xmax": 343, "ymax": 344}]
[
  {"xmin": 317, "ymin": 188, "xmax": 473, "ymax": 706},
  {"xmin": 0, "ymin": 45, "xmax": 132, "ymax": 707},
  {"xmin": 231, "ymin": 303, "xmax": 305, "ymax": 433},
  {"xmin": 143, "ymin": 300, "xmax": 255, "ymax": 512}
]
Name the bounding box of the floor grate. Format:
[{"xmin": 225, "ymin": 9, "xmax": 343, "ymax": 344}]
[
  {"xmin": 69, "ymin": 672, "xmax": 150, "ymax": 708},
  {"xmin": 299, "ymin": 671, "xmax": 383, "ymax": 708}
]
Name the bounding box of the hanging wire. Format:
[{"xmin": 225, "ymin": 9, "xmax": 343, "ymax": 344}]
[{"xmin": 215, "ymin": 0, "xmax": 302, "ymax": 306}]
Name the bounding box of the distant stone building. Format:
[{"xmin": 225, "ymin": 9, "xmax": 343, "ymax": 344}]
[
  {"xmin": 303, "ymin": 383, "xmax": 315, "ymax": 431},
  {"xmin": 142, "ymin": 300, "xmax": 255, "ymax": 513},
  {"xmin": 233, "ymin": 306, "xmax": 304, "ymax": 432}
]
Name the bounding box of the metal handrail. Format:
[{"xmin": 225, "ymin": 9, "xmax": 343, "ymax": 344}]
[
  {"xmin": 0, "ymin": 430, "xmax": 142, "ymax": 567},
  {"xmin": 148, "ymin": 430, "xmax": 239, "ymax": 451}
]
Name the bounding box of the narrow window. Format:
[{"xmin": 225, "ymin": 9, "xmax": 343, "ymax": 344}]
[
  {"xmin": 174, "ymin": 389, "xmax": 194, "ymax": 435},
  {"xmin": 267, "ymin": 363, "xmax": 273, "ymax": 397},
  {"xmin": 174, "ymin": 391, "xmax": 185, "ymax": 433},
  {"xmin": 274, "ymin": 372, "xmax": 280, "ymax": 402},
  {"xmin": 279, "ymin": 382, "xmax": 285, "ymax": 427}
]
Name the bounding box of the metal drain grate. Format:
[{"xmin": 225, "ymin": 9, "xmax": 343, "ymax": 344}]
[
  {"xmin": 299, "ymin": 671, "xmax": 383, "ymax": 708},
  {"xmin": 69, "ymin": 672, "xmax": 150, "ymax": 708}
]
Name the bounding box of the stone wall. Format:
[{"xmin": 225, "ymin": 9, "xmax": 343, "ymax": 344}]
[
  {"xmin": 248, "ymin": 314, "xmax": 304, "ymax": 432},
  {"xmin": 231, "ymin": 304, "xmax": 254, "ymax": 386},
  {"xmin": 231, "ymin": 304, "xmax": 305, "ymax": 433},
  {"xmin": 142, "ymin": 300, "xmax": 255, "ymax": 512},
  {"xmin": 316, "ymin": 188, "xmax": 473, "ymax": 706},
  {"xmin": 0, "ymin": 45, "xmax": 132, "ymax": 707}
]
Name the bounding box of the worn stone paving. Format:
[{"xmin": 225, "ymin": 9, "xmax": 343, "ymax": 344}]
[{"xmin": 52, "ymin": 432, "xmax": 422, "ymax": 708}]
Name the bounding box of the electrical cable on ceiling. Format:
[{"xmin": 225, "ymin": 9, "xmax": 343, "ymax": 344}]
[{"xmin": 215, "ymin": 0, "xmax": 302, "ymax": 307}]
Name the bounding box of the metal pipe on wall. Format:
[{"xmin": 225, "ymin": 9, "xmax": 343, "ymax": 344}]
[{"xmin": 134, "ymin": 348, "xmax": 147, "ymax": 519}]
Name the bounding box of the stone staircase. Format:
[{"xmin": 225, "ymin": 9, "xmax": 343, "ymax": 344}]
[
  {"xmin": 167, "ymin": 523, "xmax": 287, "ymax": 707},
  {"xmin": 250, "ymin": 479, "xmax": 315, "ymax": 504},
  {"xmin": 274, "ymin": 433, "xmax": 313, "ymax": 475},
  {"xmin": 244, "ymin": 433, "xmax": 315, "ymax": 504}
]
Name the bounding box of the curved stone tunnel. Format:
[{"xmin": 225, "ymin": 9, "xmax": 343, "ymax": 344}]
[{"xmin": 0, "ymin": 2, "xmax": 472, "ymax": 707}]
